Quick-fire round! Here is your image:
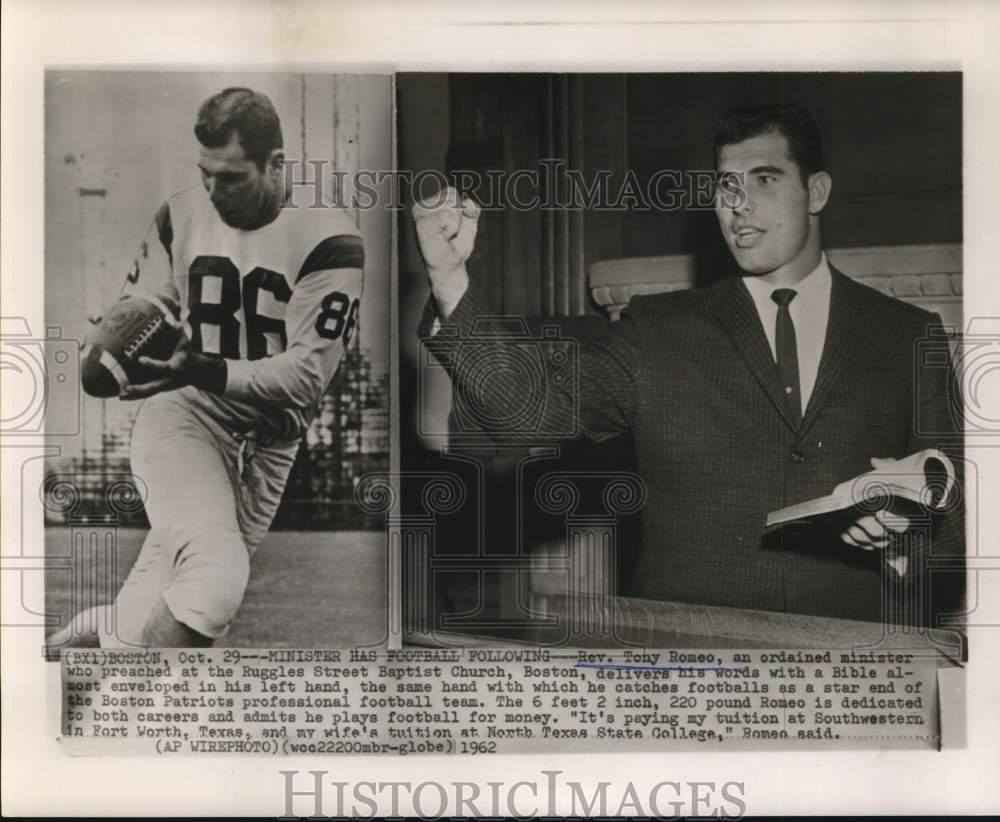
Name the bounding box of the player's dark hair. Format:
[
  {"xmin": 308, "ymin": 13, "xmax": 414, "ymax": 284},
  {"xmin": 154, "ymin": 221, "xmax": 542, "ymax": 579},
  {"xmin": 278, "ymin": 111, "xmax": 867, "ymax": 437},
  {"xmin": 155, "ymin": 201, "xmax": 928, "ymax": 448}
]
[
  {"xmin": 195, "ymin": 88, "xmax": 283, "ymax": 170},
  {"xmin": 714, "ymin": 102, "xmax": 823, "ymax": 186}
]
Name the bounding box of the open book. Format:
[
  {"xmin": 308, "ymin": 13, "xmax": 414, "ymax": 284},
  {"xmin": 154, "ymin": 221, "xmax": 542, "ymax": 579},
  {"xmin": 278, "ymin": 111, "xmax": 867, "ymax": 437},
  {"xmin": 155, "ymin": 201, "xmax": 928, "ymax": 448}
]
[{"xmin": 765, "ymin": 449, "xmax": 956, "ymax": 533}]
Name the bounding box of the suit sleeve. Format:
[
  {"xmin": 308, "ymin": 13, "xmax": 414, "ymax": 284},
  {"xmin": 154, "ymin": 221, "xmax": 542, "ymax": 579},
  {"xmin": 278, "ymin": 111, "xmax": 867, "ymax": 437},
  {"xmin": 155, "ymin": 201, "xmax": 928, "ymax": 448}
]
[
  {"xmin": 120, "ymin": 202, "xmax": 181, "ymax": 306},
  {"xmin": 418, "ymin": 279, "xmax": 644, "ymax": 442},
  {"xmin": 224, "ymin": 234, "xmax": 364, "ymax": 411}
]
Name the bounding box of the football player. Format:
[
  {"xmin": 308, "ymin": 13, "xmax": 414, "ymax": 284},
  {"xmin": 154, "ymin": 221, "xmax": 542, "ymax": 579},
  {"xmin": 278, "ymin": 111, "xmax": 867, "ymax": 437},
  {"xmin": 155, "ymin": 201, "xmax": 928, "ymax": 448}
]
[{"xmin": 48, "ymin": 87, "xmax": 364, "ymax": 648}]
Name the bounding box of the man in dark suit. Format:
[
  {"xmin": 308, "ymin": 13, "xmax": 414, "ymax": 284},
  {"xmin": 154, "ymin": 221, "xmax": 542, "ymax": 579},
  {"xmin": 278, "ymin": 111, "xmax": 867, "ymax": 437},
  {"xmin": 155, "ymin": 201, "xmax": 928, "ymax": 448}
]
[{"xmin": 414, "ymin": 103, "xmax": 963, "ymax": 626}]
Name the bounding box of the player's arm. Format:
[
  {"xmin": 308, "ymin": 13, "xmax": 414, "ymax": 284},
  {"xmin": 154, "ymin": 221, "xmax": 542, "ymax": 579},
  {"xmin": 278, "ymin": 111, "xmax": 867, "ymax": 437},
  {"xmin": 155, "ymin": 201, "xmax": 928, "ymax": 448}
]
[
  {"xmin": 88, "ymin": 201, "xmax": 191, "ymax": 396},
  {"xmin": 119, "ymin": 202, "xmax": 181, "ymax": 306},
  {"xmin": 126, "ymin": 235, "xmax": 364, "ymax": 408},
  {"xmin": 221, "ymin": 253, "xmax": 363, "ymax": 410}
]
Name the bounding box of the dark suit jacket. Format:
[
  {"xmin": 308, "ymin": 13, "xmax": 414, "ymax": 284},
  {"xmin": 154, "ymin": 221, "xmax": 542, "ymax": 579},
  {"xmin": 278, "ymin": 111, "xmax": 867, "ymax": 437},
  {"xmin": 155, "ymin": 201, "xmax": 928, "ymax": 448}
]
[{"xmin": 419, "ymin": 266, "xmax": 964, "ymax": 625}]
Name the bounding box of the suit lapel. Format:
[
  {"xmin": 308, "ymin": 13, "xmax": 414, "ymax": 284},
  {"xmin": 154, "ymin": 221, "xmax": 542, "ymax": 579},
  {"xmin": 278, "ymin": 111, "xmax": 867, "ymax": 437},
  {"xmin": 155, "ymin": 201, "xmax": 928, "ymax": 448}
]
[
  {"xmin": 713, "ymin": 276, "xmax": 799, "ymax": 432},
  {"xmin": 799, "ymin": 266, "xmax": 865, "ymax": 434}
]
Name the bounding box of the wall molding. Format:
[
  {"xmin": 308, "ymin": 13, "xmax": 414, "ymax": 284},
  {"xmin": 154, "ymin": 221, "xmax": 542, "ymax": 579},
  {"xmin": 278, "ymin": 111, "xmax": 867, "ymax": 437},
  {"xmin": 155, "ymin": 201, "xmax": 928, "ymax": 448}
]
[{"xmin": 590, "ymin": 243, "xmax": 963, "ymax": 328}]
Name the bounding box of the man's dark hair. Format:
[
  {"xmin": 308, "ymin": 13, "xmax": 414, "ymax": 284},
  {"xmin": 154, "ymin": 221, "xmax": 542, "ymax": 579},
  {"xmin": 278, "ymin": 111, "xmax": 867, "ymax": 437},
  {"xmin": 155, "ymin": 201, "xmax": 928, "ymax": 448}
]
[
  {"xmin": 714, "ymin": 102, "xmax": 823, "ymax": 185},
  {"xmin": 194, "ymin": 88, "xmax": 283, "ymax": 170}
]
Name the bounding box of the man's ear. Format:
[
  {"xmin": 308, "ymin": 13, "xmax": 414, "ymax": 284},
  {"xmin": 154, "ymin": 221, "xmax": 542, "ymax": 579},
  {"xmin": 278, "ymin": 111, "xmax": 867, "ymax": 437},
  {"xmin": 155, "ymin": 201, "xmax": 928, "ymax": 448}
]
[
  {"xmin": 807, "ymin": 171, "xmax": 832, "ymax": 215},
  {"xmin": 267, "ymin": 148, "xmax": 285, "ymax": 177}
]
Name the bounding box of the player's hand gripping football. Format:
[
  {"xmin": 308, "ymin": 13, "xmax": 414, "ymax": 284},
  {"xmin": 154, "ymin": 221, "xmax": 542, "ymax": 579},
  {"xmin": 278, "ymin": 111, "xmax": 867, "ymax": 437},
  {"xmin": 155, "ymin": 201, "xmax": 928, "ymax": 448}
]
[
  {"xmin": 412, "ymin": 186, "xmax": 480, "ymax": 318},
  {"xmin": 121, "ymin": 335, "xmax": 225, "ymax": 400}
]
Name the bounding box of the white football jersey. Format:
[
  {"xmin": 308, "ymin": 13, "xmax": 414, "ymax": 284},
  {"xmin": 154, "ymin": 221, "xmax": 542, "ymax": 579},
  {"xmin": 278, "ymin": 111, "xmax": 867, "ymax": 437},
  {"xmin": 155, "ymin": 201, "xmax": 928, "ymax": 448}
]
[{"xmin": 123, "ymin": 186, "xmax": 364, "ymax": 440}]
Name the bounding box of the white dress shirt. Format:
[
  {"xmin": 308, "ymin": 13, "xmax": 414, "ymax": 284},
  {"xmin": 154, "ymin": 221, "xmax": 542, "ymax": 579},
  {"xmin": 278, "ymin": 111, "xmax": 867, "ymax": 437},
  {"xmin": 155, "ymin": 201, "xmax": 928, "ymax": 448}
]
[{"xmin": 742, "ymin": 253, "xmax": 832, "ymax": 412}]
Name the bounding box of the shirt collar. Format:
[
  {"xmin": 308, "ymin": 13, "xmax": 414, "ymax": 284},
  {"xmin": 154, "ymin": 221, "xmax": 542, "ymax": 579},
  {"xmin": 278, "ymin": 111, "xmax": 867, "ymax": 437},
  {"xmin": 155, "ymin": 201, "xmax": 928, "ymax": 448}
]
[{"xmin": 742, "ymin": 252, "xmax": 832, "ymax": 306}]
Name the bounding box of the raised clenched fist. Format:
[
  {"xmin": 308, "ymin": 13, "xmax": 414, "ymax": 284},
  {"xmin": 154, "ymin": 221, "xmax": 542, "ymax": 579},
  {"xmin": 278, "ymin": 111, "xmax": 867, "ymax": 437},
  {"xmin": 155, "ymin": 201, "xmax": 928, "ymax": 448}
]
[{"xmin": 412, "ymin": 186, "xmax": 480, "ymax": 318}]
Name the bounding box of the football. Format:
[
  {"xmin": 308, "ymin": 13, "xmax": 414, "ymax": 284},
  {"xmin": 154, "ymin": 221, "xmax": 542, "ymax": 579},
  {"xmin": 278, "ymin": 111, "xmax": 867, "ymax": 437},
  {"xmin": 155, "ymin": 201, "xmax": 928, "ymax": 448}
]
[{"xmin": 81, "ymin": 295, "xmax": 183, "ymax": 397}]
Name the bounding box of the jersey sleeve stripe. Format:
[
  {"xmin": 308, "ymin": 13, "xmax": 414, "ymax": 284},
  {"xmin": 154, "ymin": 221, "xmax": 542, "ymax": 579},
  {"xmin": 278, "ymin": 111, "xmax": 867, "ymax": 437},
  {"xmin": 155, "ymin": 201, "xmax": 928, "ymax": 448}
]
[
  {"xmin": 297, "ymin": 234, "xmax": 364, "ymax": 283},
  {"xmin": 154, "ymin": 201, "xmax": 174, "ymax": 266}
]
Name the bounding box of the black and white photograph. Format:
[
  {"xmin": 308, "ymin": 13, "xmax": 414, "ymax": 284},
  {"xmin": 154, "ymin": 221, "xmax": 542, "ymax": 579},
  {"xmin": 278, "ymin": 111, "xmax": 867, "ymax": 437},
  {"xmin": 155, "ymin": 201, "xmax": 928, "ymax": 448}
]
[
  {"xmin": 399, "ymin": 72, "xmax": 967, "ymax": 653},
  {"xmin": 2, "ymin": 0, "xmax": 999, "ymax": 817},
  {"xmin": 41, "ymin": 71, "xmax": 393, "ymax": 649}
]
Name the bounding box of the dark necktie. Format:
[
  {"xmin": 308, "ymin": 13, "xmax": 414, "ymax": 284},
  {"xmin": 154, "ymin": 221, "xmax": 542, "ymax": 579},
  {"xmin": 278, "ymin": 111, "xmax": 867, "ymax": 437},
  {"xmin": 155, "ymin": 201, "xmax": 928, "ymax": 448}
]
[{"xmin": 771, "ymin": 288, "xmax": 802, "ymax": 426}]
